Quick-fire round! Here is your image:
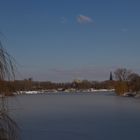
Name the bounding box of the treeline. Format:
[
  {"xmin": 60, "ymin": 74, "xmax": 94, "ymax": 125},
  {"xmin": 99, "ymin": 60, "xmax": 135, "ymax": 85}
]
[
  {"xmin": 4, "ymin": 79, "xmax": 114, "ymax": 93},
  {"xmin": 2, "ymin": 68, "xmax": 140, "ymax": 96}
]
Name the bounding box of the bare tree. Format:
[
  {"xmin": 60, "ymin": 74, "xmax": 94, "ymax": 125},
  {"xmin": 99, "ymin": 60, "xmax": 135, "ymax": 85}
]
[
  {"xmin": 128, "ymin": 73, "xmax": 140, "ymax": 92},
  {"xmin": 128, "ymin": 73, "xmax": 140, "ymax": 81},
  {"xmin": 114, "ymin": 68, "xmax": 132, "ymax": 95},
  {"xmin": 114, "ymin": 68, "xmax": 131, "ymax": 81}
]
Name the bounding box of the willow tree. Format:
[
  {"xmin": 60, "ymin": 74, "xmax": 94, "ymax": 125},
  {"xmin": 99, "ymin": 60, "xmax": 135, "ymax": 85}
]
[
  {"xmin": 114, "ymin": 68, "xmax": 131, "ymax": 95},
  {"xmin": 0, "ymin": 41, "xmax": 19, "ymax": 140}
]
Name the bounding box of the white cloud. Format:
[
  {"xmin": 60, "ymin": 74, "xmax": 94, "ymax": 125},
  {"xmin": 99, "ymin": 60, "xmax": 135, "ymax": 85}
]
[{"xmin": 77, "ymin": 15, "xmax": 93, "ymax": 24}]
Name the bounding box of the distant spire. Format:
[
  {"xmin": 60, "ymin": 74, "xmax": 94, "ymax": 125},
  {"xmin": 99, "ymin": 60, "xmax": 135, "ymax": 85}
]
[{"xmin": 109, "ymin": 72, "xmax": 113, "ymax": 81}]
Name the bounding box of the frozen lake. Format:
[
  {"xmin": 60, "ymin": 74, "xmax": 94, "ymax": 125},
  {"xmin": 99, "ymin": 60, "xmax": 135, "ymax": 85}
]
[{"xmin": 8, "ymin": 92, "xmax": 140, "ymax": 140}]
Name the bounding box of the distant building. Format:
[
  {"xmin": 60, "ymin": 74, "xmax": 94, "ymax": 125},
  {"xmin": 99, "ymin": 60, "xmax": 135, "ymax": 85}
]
[
  {"xmin": 109, "ymin": 72, "xmax": 113, "ymax": 81},
  {"xmin": 73, "ymin": 79, "xmax": 82, "ymax": 83}
]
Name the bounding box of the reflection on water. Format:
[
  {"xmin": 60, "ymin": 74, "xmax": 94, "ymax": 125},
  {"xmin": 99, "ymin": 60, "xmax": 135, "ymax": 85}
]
[
  {"xmin": 0, "ymin": 98, "xmax": 20, "ymax": 140},
  {"xmin": 8, "ymin": 92, "xmax": 140, "ymax": 140}
]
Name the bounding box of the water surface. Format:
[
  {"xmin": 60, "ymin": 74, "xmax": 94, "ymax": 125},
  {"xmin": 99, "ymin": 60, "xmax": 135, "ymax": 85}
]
[{"xmin": 8, "ymin": 92, "xmax": 140, "ymax": 140}]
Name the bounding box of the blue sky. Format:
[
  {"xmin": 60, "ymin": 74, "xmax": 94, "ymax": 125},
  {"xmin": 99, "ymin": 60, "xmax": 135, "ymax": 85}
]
[{"xmin": 0, "ymin": 0, "xmax": 140, "ymax": 82}]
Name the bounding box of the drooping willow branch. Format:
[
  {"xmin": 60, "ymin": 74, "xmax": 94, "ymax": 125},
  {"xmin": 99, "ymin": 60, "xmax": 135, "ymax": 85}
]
[
  {"xmin": 0, "ymin": 40, "xmax": 20, "ymax": 140},
  {"xmin": 0, "ymin": 41, "xmax": 15, "ymax": 81}
]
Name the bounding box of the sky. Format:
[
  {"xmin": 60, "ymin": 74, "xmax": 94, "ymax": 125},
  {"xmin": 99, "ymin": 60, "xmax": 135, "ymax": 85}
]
[{"xmin": 0, "ymin": 0, "xmax": 140, "ymax": 82}]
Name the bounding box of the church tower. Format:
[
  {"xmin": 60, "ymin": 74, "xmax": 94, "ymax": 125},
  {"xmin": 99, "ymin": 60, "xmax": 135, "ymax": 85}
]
[{"xmin": 109, "ymin": 72, "xmax": 113, "ymax": 81}]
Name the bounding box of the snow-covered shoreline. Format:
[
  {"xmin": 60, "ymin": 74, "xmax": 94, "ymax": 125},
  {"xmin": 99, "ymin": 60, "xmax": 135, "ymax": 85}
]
[{"xmin": 14, "ymin": 89, "xmax": 115, "ymax": 95}]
